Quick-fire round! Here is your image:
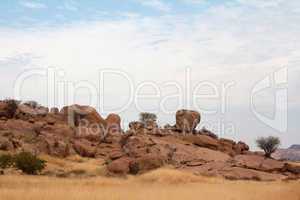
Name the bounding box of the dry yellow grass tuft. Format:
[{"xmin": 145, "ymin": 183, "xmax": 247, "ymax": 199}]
[{"xmin": 0, "ymin": 168, "xmax": 299, "ymax": 200}]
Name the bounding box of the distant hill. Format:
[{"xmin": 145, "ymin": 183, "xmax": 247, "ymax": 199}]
[
  {"xmin": 273, "ymin": 145, "xmax": 300, "ymax": 161},
  {"xmin": 289, "ymin": 144, "xmax": 300, "ymax": 150}
]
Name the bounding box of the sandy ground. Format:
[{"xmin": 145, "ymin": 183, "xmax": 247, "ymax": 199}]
[{"xmin": 0, "ymin": 169, "xmax": 299, "ymax": 200}]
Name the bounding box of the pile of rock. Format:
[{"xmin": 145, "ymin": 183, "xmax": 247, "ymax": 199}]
[
  {"xmin": 0, "ymin": 101, "xmax": 122, "ymax": 159},
  {"xmin": 0, "ymin": 100, "xmax": 299, "ymax": 181}
]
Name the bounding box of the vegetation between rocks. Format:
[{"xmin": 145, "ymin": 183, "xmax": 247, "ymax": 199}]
[{"xmin": 0, "ymin": 152, "xmax": 46, "ymax": 175}]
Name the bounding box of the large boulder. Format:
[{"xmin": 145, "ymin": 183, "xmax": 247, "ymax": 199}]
[
  {"xmin": 109, "ymin": 150, "xmax": 124, "ymax": 160},
  {"xmin": 129, "ymin": 154, "xmax": 165, "ymax": 174},
  {"xmin": 234, "ymin": 141, "xmax": 250, "ymax": 154},
  {"xmin": 60, "ymin": 105, "xmax": 106, "ymax": 127},
  {"xmin": 105, "ymin": 114, "xmax": 121, "ymax": 133},
  {"xmin": 107, "ymin": 157, "xmax": 132, "ymax": 175},
  {"xmin": 218, "ymin": 138, "xmax": 236, "ymax": 156},
  {"xmin": 175, "ymin": 109, "xmax": 200, "ymax": 132}
]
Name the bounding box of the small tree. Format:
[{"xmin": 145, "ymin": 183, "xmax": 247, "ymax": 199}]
[
  {"xmin": 14, "ymin": 152, "xmax": 46, "ymax": 175},
  {"xmin": 256, "ymin": 136, "xmax": 280, "ymax": 158},
  {"xmin": 139, "ymin": 112, "xmax": 157, "ymax": 124}
]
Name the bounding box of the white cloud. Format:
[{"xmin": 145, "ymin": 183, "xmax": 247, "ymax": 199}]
[
  {"xmin": 1, "ymin": 1, "xmax": 300, "ymax": 101},
  {"xmin": 19, "ymin": 1, "xmax": 47, "ymax": 9},
  {"xmin": 138, "ymin": 0, "xmax": 171, "ymax": 12}
]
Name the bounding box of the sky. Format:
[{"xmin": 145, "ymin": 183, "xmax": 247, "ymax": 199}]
[{"xmin": 0, "ymin": 0, "xmax": 300, "ymax": 149}]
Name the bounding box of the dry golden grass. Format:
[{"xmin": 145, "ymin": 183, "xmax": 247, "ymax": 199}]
[
  {"xmin": 39, "ymin": 154, "xmax": 107, "ymax": 176},
  {"xmin": 0, "ymin": 168, "xmax": 299, "ymax": 200}
]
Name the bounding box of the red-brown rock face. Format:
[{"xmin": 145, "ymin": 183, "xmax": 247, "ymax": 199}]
[
  {"xmin": 175, "ymin": 109, "xmax": 200, "ymax": 133},
  {"xmin": 107, "ymin": 157, "xmax": 133, "ymax": 175},
  {"xmin": 60, "ymin": 105, "xmax": 107, "ymax": 127},
  {"xmin": 105, "ymin": 113, "xmax": 121, "ymax": 133}
]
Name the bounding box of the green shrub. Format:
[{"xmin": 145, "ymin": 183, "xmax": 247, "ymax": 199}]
[
  {"xmin": 0, "ymin": 154, "xmax": 14, "ymax": 169},
  {"xmin": 13, "ymin": 152, "xmax": 46, "ymax": 174}
]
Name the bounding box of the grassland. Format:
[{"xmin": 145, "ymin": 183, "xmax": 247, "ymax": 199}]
[{"xmin": 0, "ymin": 168, "xmax": 299, "ymax": 200}]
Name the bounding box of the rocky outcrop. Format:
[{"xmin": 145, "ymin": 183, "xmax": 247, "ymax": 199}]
[
  {"xmin": 175, "ymin": 110, "xmax": 200, "ymax": 132},
  {"xmin": 0, "ymin": 100, "xmax": 299, "ymax": 181},
  {"xmin": 60, "ymin": 105, "xmax": 106, "ymax": 127},
  {"xmin": 181, "ymin": 135, "xmax": 249, "ymax": 156},
  {"xmin": 15, "ymin": 103, "xmax": 49, "ymax": 120}
]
